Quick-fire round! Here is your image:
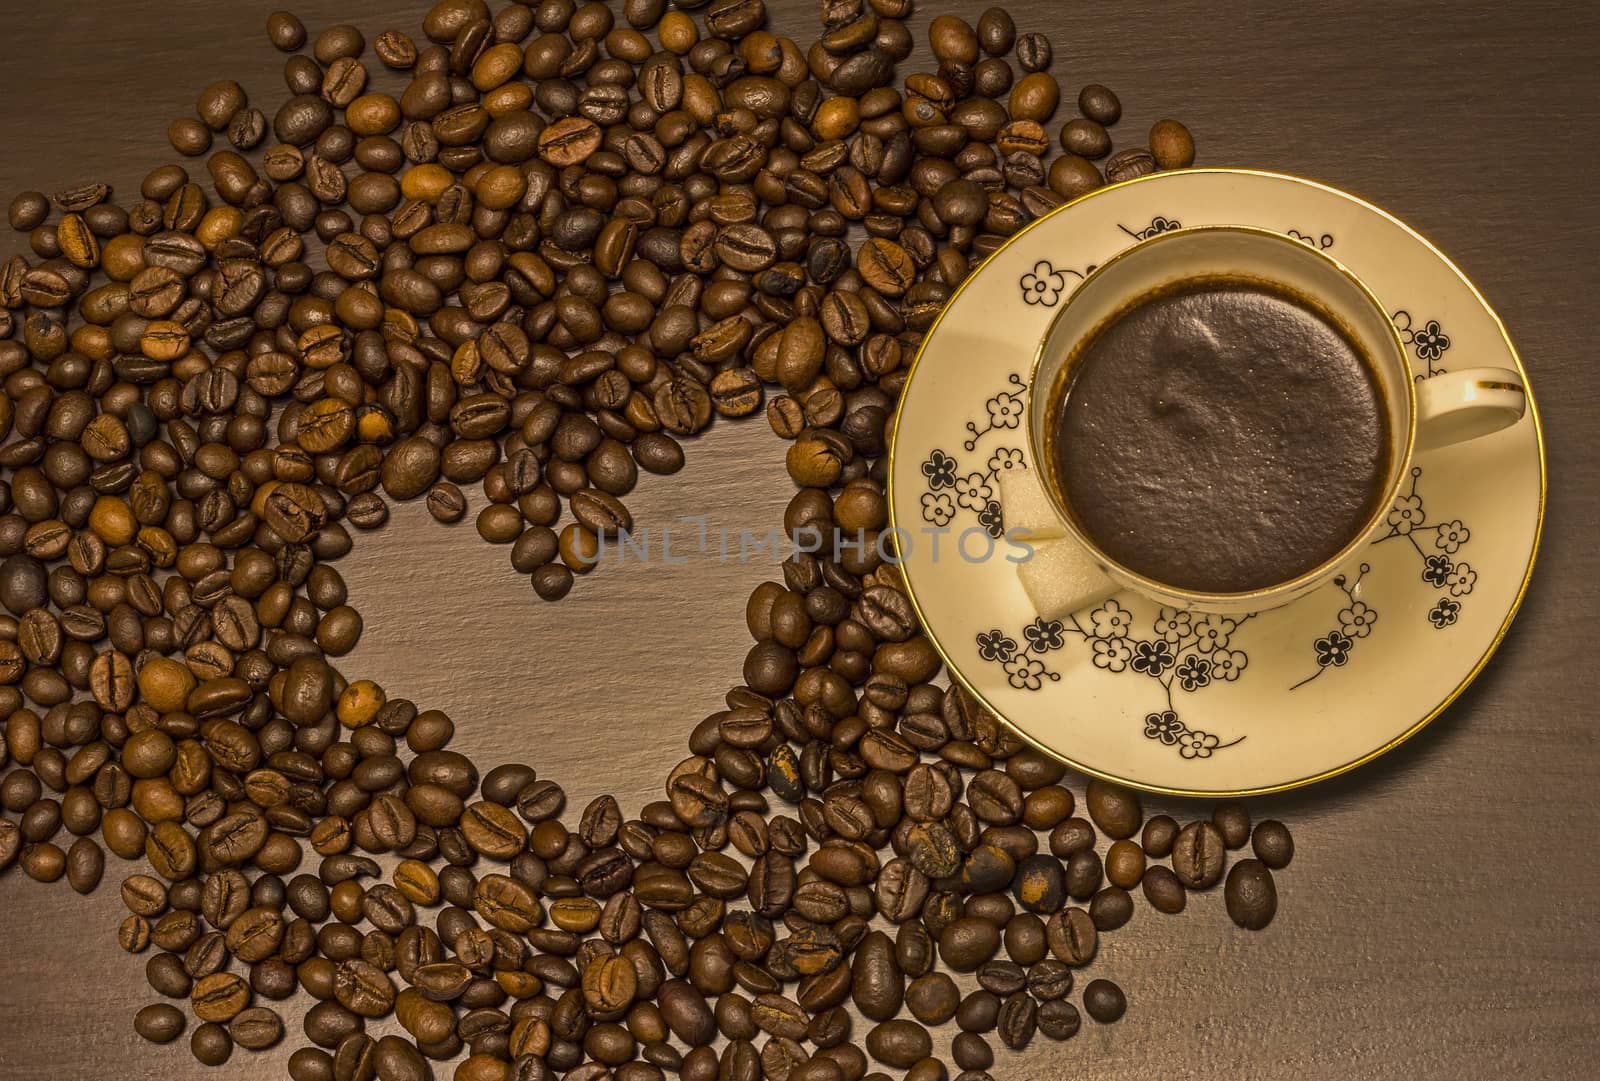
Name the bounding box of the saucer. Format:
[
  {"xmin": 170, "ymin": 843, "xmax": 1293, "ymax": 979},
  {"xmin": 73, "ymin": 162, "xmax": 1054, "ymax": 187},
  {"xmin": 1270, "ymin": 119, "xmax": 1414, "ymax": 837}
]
[{"xmin": 887, "ymin": 169, "xmax": 1546, "ymax": 797}]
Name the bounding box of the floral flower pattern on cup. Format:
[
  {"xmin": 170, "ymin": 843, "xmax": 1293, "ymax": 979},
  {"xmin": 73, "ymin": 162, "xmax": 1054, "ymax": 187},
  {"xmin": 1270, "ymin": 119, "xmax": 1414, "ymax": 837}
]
[
  {"xmin": 974, "ymin": 599, "xmax": 1248, "ymax": 759},
  {"xmin": 953, "ymin": 472, "xmax": 995, "ymax": 512},
  {"xmin": 1142, "ymin": 711, "xmax": 1227, "ymax": 759},
  {"xmin": 919, "ymin": 372, "xmax": 1033, "ymax": 533},
  {"xmin": 1428, "ymin": 598, "xmax": 1461, "ymax": 628},
  {"xmin": 1393, "ymin": 309, "xmax": 1452, "ymax": 379},
  {"xmin": 919, "ymin": 491, "xmax": 955, "ymax": 527},
  {"xmin": 1293, "ymin": 466, "xmax": 1480, "ymax": 686},
  {"xmin": 1119, "ymin": 215, "xmax": 1182, "ymax": 241},
  {"xmin": 1019, "ymin": 260, "xmax": 1069, "ymax": 306},
  {"xmin": 920, "ymin": 449, "xmax": 957, "ymax": 490},
  {"xmin": 1374, "ymin": 467, "xmax": 1477, "ymax": 622},
  {"xmin": 1294, "ymin": 568, "xmax": 1371, "ymax": 689},
  {"xmin": 1287, "ymin": 228, "xmax": 1335, "ymax": 251}
]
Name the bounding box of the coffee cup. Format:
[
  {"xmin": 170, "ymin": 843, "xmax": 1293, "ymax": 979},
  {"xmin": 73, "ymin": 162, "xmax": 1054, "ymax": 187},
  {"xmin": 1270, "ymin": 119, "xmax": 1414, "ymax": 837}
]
[{"xmin": 1007, "ymin": 225, "xmax": 1526, "ymax": 618}]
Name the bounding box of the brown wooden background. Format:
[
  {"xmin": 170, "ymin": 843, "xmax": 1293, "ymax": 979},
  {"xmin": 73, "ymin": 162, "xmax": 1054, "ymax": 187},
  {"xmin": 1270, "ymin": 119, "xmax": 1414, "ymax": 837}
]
[{"xmin": 2, "ymin": 2, "xmax": 1596, "ymax": 1078}]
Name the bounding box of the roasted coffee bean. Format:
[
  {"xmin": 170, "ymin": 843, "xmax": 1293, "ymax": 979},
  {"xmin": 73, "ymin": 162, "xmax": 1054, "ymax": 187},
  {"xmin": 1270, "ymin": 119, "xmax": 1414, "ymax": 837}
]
[
  {"xmin": 135, "ymin": 1002, "xmax": 187, "ymax": 1044},
  {"xmin": 975, "ymin": 960, "xmax": 1024, "ymax": 997},
  {"xmin": 1211, "ymin": 802, "xmax": 1252, "ymax": 849},
  {"xmin": 1105, "ymin": 146, "xmax": 1158, "ymax": 183},
  {"xmin": 1045, "ymin": 908, "xmax": 1097, "ymax": 966},
  {"xmin": 191, "ymin": 1022, "xmax": 234, "ymax": 1067},
  {"xmin": 1088, "ymin": 886, "xmax": 1133, "ymax": 931},
  {"xmin": 850, "ymin": 930, "xmax": 903, "ymax": 1021},
  {"xmin": 1064, "ymin": 849, "xmax": 1102, "ymax": 900},
  {"xmin": 936, "ymin": 918, "xmax": 999, "ymax": 972},
  {"xmin": 1105, "ymin": 839, "xmax": 1145, "ymax": 889},
  {"xmin": 951, "ymin": 1031, "xmax": 992, "ymax": 1071},
  {"xmin": 1251, "ymin": 820, "xmax": 1295, "ymax": 869},
  {"xmin": 1015, "ymin": 32, "xmax": 1051, "ymax": 71},
  {"xmin": 864, "ymin": 1019, "xmax": 932, "ymax": 1070},
  {"xmin": 1037, "ymin": 997, "xmax": 1081, "ymax": 1041},
  {"xmin": 1143, "ymin": 865, "xmax": 1187, "ymax": 914},
  {"xmin": 904, "ymin": 972, "xmax": 960, "ymax": 1025},
  {"xmin": 1150, "ymin": 118, "xmax": 1197, "ymax": 168},
  {"xmin": 1078, "ymin": 83, "xmax": 1122, "ymax": 124},
  {"xmin": 1060, "ymin": 118, "xmax": 1111, "ymax": 159},
  {"xmin": 267, "ymin": 11, "xmax": 306, "ymax": 51},
  {"xmin": 192, "ymin": 972, "xmax": 251, "ymax": 1023},
  {"xmin": 997, "ymin": 992, "xmax": 1036, "ymax": 1051},
  {"xmin": 1224, "ymin": 859, "xmax": 1278, "ymax": 929},
  {"xmin": 1082, "ymin": 978, "xmax": 1126, "ymax": 1023},
  {"xmin": 1171, "ymin": 821, "xmax": 1226, "ymax": 889},
  {"xmin": 230, "ymin": 1006, "xmax": 285, "ymax": 1050},
  {"xmin": 1013, "ymin": 854, "xmax": 1066, "ymax": 914},
  {"xmin": 1141, "ymin": 814, "xmax": 1179, "ymax": 859},
  {"xmin": 1085, "ymin": 780, "xmax": 1142, "ymax": 839}
]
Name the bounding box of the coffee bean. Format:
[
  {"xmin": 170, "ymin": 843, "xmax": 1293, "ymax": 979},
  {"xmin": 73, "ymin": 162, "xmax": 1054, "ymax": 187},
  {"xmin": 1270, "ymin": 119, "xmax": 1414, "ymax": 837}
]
[
  {"xmin": 976, "ymin": 960, "xmax": 1025, "ymax": 997},
  {"xmin": 1224, "ymin": 859, "xmax": 1278, "ymax": 929},
  {"xmin": 1060, "ymin": 118, "xmax": 1111, "ymax": 159},
  {"xmin": 976, "ymin": 9, "xmax": 1016, "ymax": 55},
  {"xmin": 1048, "ymin": 154, "xmax": 1104, "ymax": 198},
  {"xmin": 1150, "ymin": 118, "xmax": 1197, "ymax": 168},
  {"xmin": 1083, "ymin": 978, "xmax": 1126, "ymax": 1023},
  {"xmin": 1045, "ymin": 907, "xmax": 1097, "ymax": 966},
  {"xmin": 956, "ymin": 988, "xmax": 1000, "ymax": 1034},
  {"xmin": 135, "ymin": 1002, "xmax": 187, "ymax": 1044},
  {"xmin": 1078, "ymin": 83, "xmax": 1122, "ymax": 123},
  {"xmin": 1105, "ymin": 839, "xmax": 1145, "ymax": 888},
  {"xmin": 1015, "ymin": 32, "xmax": 1051, "ymax": 71},
  {"xmin": 850, "ymin": 929, "xmax": 904, "ymax": 1021},
  {"xmin": 1251, "ymin": 819, "xmax": 1295, "ymax": 869},
  {"xmin": 192, "ymin": 972, "xmax": 251, "ymax": 1022},
  {"xmin": 1171, "ymin": 821, "xmax": 1226, "ymax": 889},
  {"xmin": 937, "ymin": 917, "xmax": 999, "ymax": 972},
  {"xmin": 904, "ymin": 972, "xmax": 959, "ymax": 1025},
  {"xmin": 1105, "ymin": 147, "xmax": 1158, "ymax": 183},
  {"xmin": 191, "ymin": 1022, "xmax": 234, "ymax": 1066},
  {"xmin": 8, "ymin": 190, "xmax": 50, "ymax": 231},
  {"xmin": 1002, "ymin": 913, "xmax": 1047, "ymax": 966},
  {"xmin": 267, "ymin": 11, "xmax": 307, "ymax": 51},
  {"xmin": 997, "ymin": 992, "xmax": 1037, "ymax": 1050},
  {"xmin": 230, "ymin": 1006, "xmax": 285, "ymax": 1050},
  {"xmin": 1088, "ymin": 886, "xmax": 1134, "ymax": 931},
  {"xmin": 1037, "ymin": 997, "xmax": 1081, "ymax": 1040},
  {"xmin": 1141, "ymin": 814, "xmax": 1179, "ymax": 858},
  {"xmin": 1064, "ymin": 849, "xmax": 1102, "ymax": 900},
  {"xmin": 1085, "ymin": 780, "xmax": 1142, "ymax": 838},
  {"xmin": 1009, "ymin": 73, "xmax": 1060, "ymax": 122},
  {"xmin": 1142, "ymin": 865, "xmax": 1187, "ymax": 914},
  {"xmin": 1012, "ymin": 854, "xmax": 1066, "ymax": 914},
  {"xmin": 951, "ymin": 1031, "xmax": 992, "ymax": 1071},
  {"xmin": 1212, "ymin": 802, "xmax": 1252, "ymax": 848},
  {"xmin": 856, "ymin": 238, "xmax": 914, "ymax": 296},
  {"xmin": 865, "ymin": 1019, "xmax": 932, "ymax": 1069},
  {"xmin": 65, "ymin": 837, "xmax": 104, "ymax": 894},
  {"xmin": 333, "ymin": 959, "xmax": 396, "ymax": 1017}
]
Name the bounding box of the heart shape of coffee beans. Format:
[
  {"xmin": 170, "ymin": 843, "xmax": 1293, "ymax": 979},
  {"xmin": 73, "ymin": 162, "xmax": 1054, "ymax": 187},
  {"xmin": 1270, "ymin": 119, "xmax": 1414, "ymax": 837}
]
[{"xmin": 0, "ymin": 3, "xmax": 1291, "ymax": 1079}]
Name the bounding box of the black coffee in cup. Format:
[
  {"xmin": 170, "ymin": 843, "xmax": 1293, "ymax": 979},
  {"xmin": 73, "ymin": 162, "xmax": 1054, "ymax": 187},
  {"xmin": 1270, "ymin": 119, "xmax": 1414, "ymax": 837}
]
[{"xmin": 1047, "ymin": 275, "xmax": 1393, "ymax": 593}]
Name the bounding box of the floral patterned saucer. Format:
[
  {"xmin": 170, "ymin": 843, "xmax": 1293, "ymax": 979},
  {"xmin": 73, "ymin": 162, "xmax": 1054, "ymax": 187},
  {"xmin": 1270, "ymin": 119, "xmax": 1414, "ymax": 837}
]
[{"xmin": 887, "ymin": 169, "xmax": 1545, "ymax": 797}]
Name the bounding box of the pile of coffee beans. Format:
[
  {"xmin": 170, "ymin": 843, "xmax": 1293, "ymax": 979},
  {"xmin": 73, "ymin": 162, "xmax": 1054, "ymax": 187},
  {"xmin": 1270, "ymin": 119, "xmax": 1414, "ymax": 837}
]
[{"xmin": 0, "ymin": 1, "xmax": 1286, "ymax": 1079}]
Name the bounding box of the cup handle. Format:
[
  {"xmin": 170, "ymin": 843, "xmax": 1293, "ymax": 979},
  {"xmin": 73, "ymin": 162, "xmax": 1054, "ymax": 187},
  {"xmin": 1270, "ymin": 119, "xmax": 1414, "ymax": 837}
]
[
  {"xmin": 1414, "ymin": 367, "xmax": 1526, "ymax": 453},
  {"xmin": 1000, "ymin": 471, "xmax": 1122, "ymax": 621}
]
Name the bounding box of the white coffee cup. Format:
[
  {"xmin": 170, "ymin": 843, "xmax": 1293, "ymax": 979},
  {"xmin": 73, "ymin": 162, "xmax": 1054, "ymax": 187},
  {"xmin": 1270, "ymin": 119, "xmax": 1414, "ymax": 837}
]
[{"xmin": 1013, "ymin": 225, "xmax": 1526, "ymax": 617}]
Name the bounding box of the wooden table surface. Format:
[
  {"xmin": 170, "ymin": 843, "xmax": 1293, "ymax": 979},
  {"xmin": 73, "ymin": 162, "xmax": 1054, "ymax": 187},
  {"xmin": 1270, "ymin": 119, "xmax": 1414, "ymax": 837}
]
[{"xmin": 2, "ymin": 2, "xmax": 1596, "ymax": 1078}]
